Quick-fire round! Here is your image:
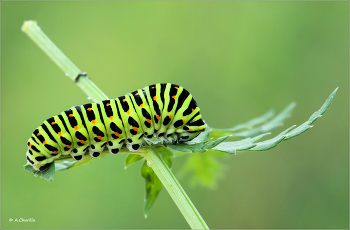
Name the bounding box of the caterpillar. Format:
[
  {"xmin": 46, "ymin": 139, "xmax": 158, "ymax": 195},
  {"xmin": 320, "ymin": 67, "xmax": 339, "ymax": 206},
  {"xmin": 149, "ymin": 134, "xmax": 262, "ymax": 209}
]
[{"xmin": 26, "ymin": 83, "xmax": 206, "ymax": 171}]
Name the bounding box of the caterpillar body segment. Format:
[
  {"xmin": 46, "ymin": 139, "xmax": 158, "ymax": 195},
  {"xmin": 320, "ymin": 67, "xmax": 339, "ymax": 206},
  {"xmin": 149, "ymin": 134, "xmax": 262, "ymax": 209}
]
[
  {"xmin": 100, "ymin": 99, "xmax": 126, "ymax": 155},
  {"xmin": 26, "ymin": 83, "xmax": 206, "ymax": 171}
]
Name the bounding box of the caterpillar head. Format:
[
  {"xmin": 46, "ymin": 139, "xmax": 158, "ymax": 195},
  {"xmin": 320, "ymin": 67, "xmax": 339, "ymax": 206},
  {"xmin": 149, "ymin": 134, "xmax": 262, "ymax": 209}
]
[{"xmin": 26, "ymin": 139, "xmax": 54, "ymax": 171}]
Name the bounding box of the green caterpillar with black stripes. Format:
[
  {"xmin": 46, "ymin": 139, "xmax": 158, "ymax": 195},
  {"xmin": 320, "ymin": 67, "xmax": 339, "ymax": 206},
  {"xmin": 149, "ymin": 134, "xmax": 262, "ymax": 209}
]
[{"xmin": 26, "ymin": 83, "xmax": 206, "ymax": 171}]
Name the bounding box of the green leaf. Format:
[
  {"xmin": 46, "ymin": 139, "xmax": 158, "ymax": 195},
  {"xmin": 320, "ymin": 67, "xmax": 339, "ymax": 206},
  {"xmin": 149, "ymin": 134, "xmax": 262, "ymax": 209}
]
[
  {"xmin": 212, "ymin": 88, "xmax": 338, "ymax": 154},
  {"xmin": 24, "ymin": 163, "xmax": 55, "ymax": 181},
  {"xmin": 141, "ymin": 159, "xmax": 163, "ymax": 218},
  {"xmin": 213, "ymin": 133, "xmax": 270, "ymax": 154},
  {"xmin": 168, "ymin": 136, "xmax": 229, "ymax": 153},
  {"xmin": 210, "ymin": 108, "xmax": 275, "ymax": 137},
  {"xmin": 181, "ymin": 88, "xmax": 337, "ymax": 188},
  {"xmin": 284, "ymin": 87, "xmax": 338, "ymax": 140},
  {"xmin": 139, "ymin": 147, "xmax": 174, "ymax": 217},
  {"xmin": 178, "ymin": 151, "xmax": 227, "ymax": 189},
  {"xmin": 249, "ymin": 125, "xmax": 296, "ymax": 151},
  {"xmin": 230, "ymin": 109, "xmax": 275, "ymax": 131},
  {"xmin": 125, "ymin": 154, "xmax": 144, "ymax": 169},
  {"xmin": 55, "ymin": 161, "xmax": 76, "ymax": 171},
  {"xmin": 55, "ymin": 155, "xmax": 96, "ymax": 171},
  {"xmin": 232, "ymin": 102, "xmax": 296, "ymax": 138}
]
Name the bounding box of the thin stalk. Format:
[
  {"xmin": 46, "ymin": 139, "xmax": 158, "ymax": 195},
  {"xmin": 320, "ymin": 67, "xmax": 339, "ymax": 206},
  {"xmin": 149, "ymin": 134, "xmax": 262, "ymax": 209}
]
[
  {"xmin": 142, "ymin": 148, "xmax": 209, "ymax": 229},
  {"xmin": 22, "ymin": 20, "xmax": 209, "ymax": 229},
  {"xmin": 21, "ymin": 20, "xmax": 107, "ymax": 102}
]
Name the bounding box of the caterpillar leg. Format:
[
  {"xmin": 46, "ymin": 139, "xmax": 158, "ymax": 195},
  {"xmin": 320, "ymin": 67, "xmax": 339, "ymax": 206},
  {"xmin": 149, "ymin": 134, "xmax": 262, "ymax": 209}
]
[
  {"xmin": 166, "ymin": 133, "xmax": 179, "ymax": 145},
  {"xmin": 70, "ymin": 146, "xmax": 88, "ymax": 161},
  {"xmin": 109, "ymin": 148, "xmax": 120, "ymax": 154},
  {"xmin": 106, "ymin": 139, "xmax": 124, "ymax": 155},
  {"xmin": 88, "ymin": 142, "xmax": 108, "ymax": 158},
  {"xmin": 126, "ymin": 142, "xmax": 142, "ymax": 152}
]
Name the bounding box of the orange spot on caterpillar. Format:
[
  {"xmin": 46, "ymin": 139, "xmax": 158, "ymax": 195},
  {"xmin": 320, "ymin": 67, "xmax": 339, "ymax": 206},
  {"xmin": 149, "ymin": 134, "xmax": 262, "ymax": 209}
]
[
  {"xmin": 109, "ymin": 116, "xmax": 113, "ymax": 120},
  {"xmin": 152, "ymin": 87, "xmax": 155, "ymax": 89},
  {"xmin": 87, "ymin": 108, "xmax": 92, "ymax": 111},
  {"xmin": 140, "ymin": 104, "xmax": 144, "ymax": 108},
  {"xmin": 127, "ymin": 110, "xmax": 130, "ymax": 115},
  {"xmin": 172, "ymin": 95, "xmax": 176, "ymax": 99},
  {"xmin": 91, "ymin": 120, "xmax": 96, "ymax": 125},
  {"xmin": 135, "ymin": 93, "xmax": 139, "ymax": 95},
  {"xmin": 175, "ymin": 87, "xmax": 179, "ymax": 89},
  {"xmin": 97, "ymin": 136, "xmax": 102, "ymax": 140},
  {"xmin": 58, "ymin": 132, "xmax": 62, "ymax": 136},
  {"xmin": 169, "ymin": 114, "xmax": 172, "ymax": 119},
  {"xmin": 146, "ymin": 119, "xmax": 151, "ymax": 123},
  {"xmin": 133, "ymin": 127, "xmax": 138, "ymax": 132},
  {"xmin": 43, "ymin": 141, "xmax": 47, "ymax": 145},
  {"xmin": 36, "ymin": 132, "xmax": 41, "ymax": 136},
  {"xmin": 74, "ymin": 126, "xmax": 78, "ymax": 131},
  {"xmin": 123, "ymin": 99, "xmax": 126, "ymax": 102},
  {"xmin": 80, "ymin": 140, "xmax": 85, "ymax": 144},
  {"xmin": 183, "ymin": 119, "xmax": 186, "ymax": 123},
  {"xmin": 156, "ymin": 115, "xmax": 160, "ymax": 120},
  {"xmin": 192, "ymin": 108, "xmax": 194, "ymax": 112},
  {"xmin": 153, "ymin": 96, "xmax": 157, "ymax": 101},
  {"xmin": 69, "ymin": 114, "xmax": 74, "ymax": 117},
  {"xmin": 29, "ymin": 143, "xmax": 33, "ymax": 147},
  {"xmin": 66, "ymin": 145, "xmax": 71, "ymax": 148},
  {"xmin": 53, "ymin": 151, "xmax": 58, "ymax": 155},
  {"xmin": 51, "ymin": 121, "xmax": 56, "ymax": 125},
  {"xmin": 106, "ymin": 103, "xmax": 110, "ymax": 106},
  {"xmin": 114, "ymin": 132, "xmax": 120, "ymax": 137},
  {"xmin": 189, "ymin": 128, "xmax": 193, "ymax": 131}
]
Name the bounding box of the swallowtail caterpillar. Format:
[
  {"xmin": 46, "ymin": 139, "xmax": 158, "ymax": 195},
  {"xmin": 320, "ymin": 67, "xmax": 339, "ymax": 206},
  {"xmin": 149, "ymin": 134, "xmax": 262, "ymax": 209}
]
[{"xmin": 26, "ymin": 83, "xmax": 206, "ymax": 171}]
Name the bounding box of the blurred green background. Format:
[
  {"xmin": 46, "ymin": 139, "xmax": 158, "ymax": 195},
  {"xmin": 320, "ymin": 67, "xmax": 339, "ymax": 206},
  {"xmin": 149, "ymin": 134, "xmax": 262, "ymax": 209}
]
[{"xmin": 1, "ymin": 1, "xmax": 348, "ymax": 229}]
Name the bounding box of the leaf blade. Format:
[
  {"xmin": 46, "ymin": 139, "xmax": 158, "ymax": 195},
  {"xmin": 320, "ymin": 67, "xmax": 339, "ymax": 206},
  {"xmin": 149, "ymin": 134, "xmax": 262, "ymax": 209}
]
[
  {"xmin": 24, "ymin": 163, "xmax": 55, "ymax": 181},
  {"xmin": 125, "ymin": 154, "xmax": 144, "ymax": 169},
  {"xmin": 141, "ymin": 160, "xmax": 162, "ymax": 218}
]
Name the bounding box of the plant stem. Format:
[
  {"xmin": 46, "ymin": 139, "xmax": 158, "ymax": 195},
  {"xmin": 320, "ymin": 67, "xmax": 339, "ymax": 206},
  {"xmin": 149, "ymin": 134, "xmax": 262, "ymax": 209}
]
[
  {"xmin": 21, "ymin": 20, "xmax": 107, "ymax": 102},
  {"xmin": 142, "ymin": 148, "xmax": 209, "ymax": 229},
  {"xmin": 22, "ymin": 20, "xmax": 209, "ymax": 229}
]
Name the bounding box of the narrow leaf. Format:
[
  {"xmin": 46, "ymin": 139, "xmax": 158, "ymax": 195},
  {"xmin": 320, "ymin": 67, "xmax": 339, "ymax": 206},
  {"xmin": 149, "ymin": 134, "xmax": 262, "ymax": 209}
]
[
  {"xmin": 259, "ymin": 102, "xmax": 296, "ymax": 132},
  {"xmin": 168, "ymin": 136, "xmax": 229, "ymax": 153},
  {"xmin": 55, "ymin": 155, "xmax": 95, "ymax": 171},
  {"xmin": 211, "ymin": 109, "xmax": 275, "ymax": 135},
  {"xmin": 24, "ymin": 163, "xmax": 55, "ymax": 181},
  {"xmin": 141, "ymin": 160, "xmax": 163, "ymax": 218},
  {"xmin": 204, "ymin": 135, "xmax": 230, "ymax": 149},
  {"xmin": 212, "ymin": 88, "xmax": 337, "ymax": 154},
  {"xmin": 231, "ymin": 109, "xmax": 275, "ymax": 131},
  {"xmin": 125, "ymin": 154, "xmax": 144, "ymax": 169},
  {"xmin": 55, "ymin": 161, "xmax": 76, "ymax": 171},
  {"xmin": 213, "ymin": 133, "xmax": 271, "ymax": 154},
  {"xmin": 232, "ymin": 102, "xmax": 296, "ymax": 137},
  {"xmin": 249, "ymin": 125, "xmax": 296, "ymax": 151},
  {"xmin": 284, "ymin": 87, "xmax": 338, "ymax": 140},
  {"xmin": 178, "ymin": 152, "xmax": 226, "ymax": 189}
]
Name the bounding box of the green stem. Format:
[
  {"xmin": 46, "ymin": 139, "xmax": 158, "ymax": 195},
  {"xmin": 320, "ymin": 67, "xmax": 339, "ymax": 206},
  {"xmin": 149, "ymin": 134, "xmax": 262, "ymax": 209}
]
[
  {"xmin": 22, "ymin": 20, "xmax": 209, "ymax": 229},
  {"xmin": 21, "ymin": 20, "xmax": 107, "ymax": 102},
  {"xmin": 142, "ymin": 148, "xmax": 209, "ymax": 229}
]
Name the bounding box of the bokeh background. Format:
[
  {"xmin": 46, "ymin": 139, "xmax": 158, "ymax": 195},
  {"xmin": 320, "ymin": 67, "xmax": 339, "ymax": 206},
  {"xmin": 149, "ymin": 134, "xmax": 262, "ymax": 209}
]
[{"xmin": 1, "ymin": 1, "xmax": 348, "ymax": 229}]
